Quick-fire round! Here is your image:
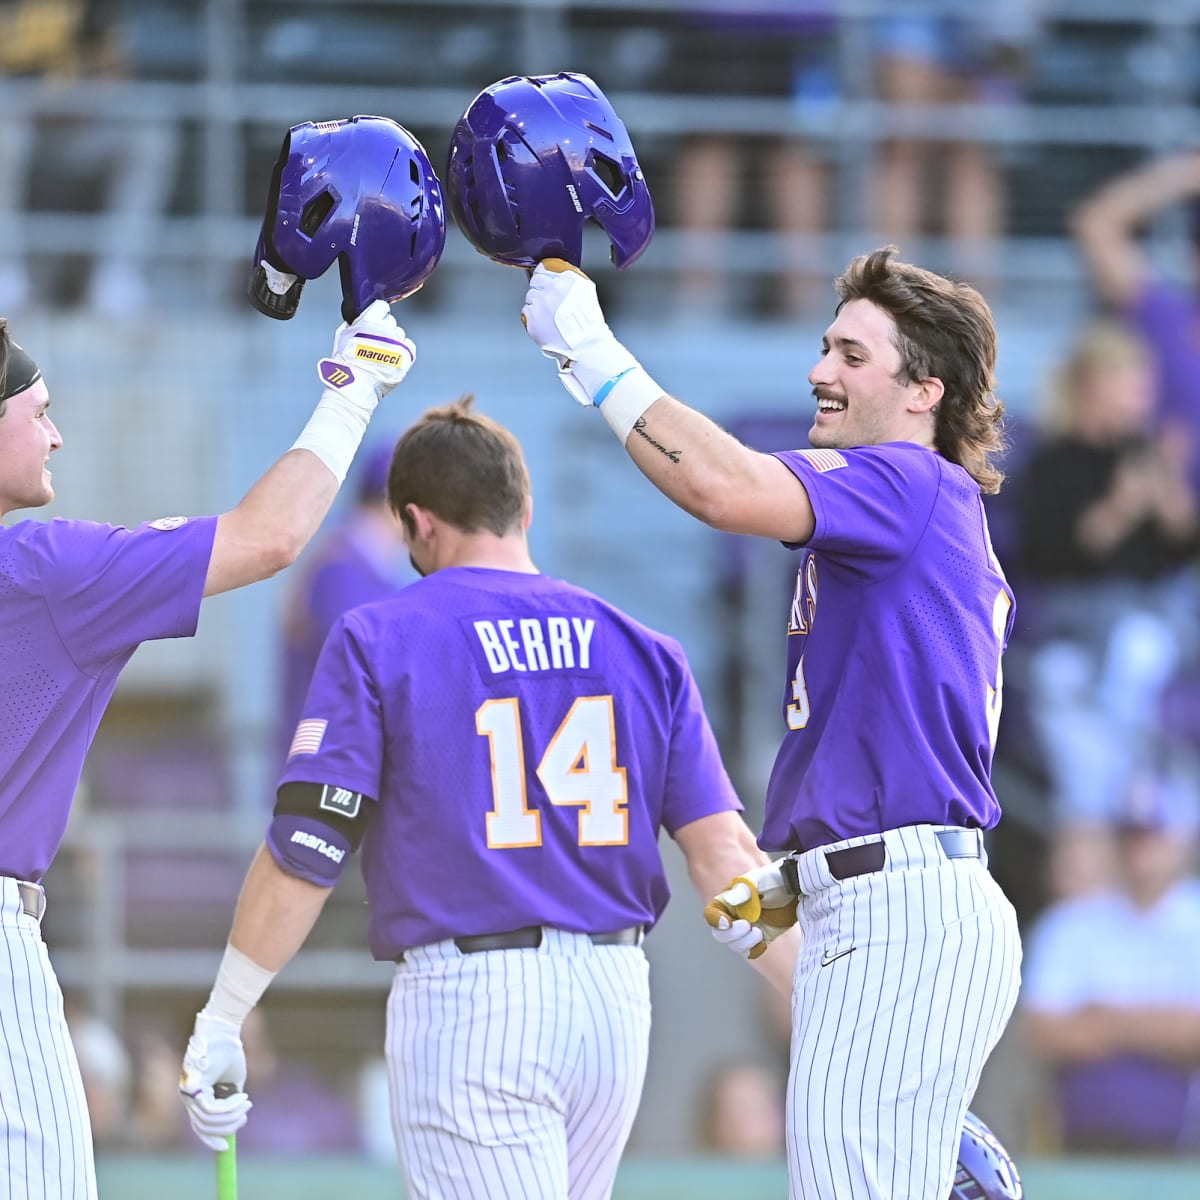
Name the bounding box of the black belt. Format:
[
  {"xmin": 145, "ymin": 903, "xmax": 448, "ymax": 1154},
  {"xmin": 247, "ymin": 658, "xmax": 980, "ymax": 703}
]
[
  {"xmin": 16, "ymin": 880, "xmax": 44, "ymax": 922},
  {"xmin": 396, "ymin": 924, "xmax": 642, "ymax": 963},
  {"xmin": 781, "ymin": 828, "xmax": 981, "ymax": 896}
]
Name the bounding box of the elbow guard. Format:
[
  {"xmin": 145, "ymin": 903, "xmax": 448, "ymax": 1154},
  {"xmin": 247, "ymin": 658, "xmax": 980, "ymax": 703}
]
[{"xmin": 267, "ymin": 781, "xmax": 372, "ymax": 887}]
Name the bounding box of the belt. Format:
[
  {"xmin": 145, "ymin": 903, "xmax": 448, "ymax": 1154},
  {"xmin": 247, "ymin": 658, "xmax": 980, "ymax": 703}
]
[
  {"xmin": 781, "ymin": 828, "xmax": 981, "ymax": 896},
  {"xmin": 396, "ymin": 924, "xmax": 642, "ymax": 963},
  {"xmin": 16, "ymin": 880, "xmax": 45, "ymax": 922}
]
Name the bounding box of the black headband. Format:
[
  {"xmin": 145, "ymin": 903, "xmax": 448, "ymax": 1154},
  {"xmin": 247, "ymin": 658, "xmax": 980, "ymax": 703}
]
[{"xmin": 1, "ymin": 342, "xmax": 43, "ymax": 403}]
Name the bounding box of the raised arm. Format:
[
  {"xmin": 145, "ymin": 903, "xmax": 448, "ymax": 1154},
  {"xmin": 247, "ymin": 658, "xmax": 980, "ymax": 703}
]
[
  {"xmin": 521, "ymin": 260, "xmax": 814, "ymax": 544},
  {"xmin": 204, "ymin": 301, "xmax": 415, "ymax": 596},
  {"xmin": 1069, "ymin": 151, "xmax": 1200, "ymax": 309}
]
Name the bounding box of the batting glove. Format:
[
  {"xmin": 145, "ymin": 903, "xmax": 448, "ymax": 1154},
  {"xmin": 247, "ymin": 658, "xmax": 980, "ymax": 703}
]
[
  {"xmin": 179, "ymin": 1011, "xmax": 251, "ymax": 1152},
  {"xmin": 521, "ymin": 259, "xmax": 663, "ymax": 442},
  {"xmin": 704, "ymin": 861, "xmax": 798, "ymax": 961},
  {"xmin": 295, "ymin": 299, "xmax": 417, "ymax": 485},
  {"xmin": 317, "ymin": 298, "xmax": 416, "ymax": 415}
]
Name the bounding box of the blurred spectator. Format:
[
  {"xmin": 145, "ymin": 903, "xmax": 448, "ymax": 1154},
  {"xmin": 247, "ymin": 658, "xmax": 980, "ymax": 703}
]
[
  {"xmin": 669, "ymin": 5, "xmax": 837, "ymax": 320},
  {"xmin": 1022, "ymin": 774, "xmax": 1200, "ymax": 1155},
  {"xmin": 869, "ymin": 5, "xmax": 1036, "ymax": 289},
  {"xmin": 1071, "ymin": 149, "xmax": 1200, "ymax": 495},
  {"xmin": 0, "ymin": 0, "xmax": 177, "ymax": 315},
  {"xmin": 64, "ymin": 994, "xmax": 131, "ymax": 1151},
  {"xmin": 235, "ymin": 1007, "xmax": 363, "ymax": 1155},
  {"xmin": 1012, "ymin": 320, "xmax": 1200, "ymax": 896},
  {"xmin": 696, "ymin": 1059, "xmax": 787, "ymax": 1159},
  {"xmin": 129, "ymin": 1021, "xmax": 192, "ymax": 1151},
  {"xmin": 276, "ymin": 441, "xmax": 413, "ymax": 773}
]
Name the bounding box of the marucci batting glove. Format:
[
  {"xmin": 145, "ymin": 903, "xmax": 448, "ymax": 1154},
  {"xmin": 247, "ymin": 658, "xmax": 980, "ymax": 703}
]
[
  {"xmin": 521, "ymin": 259, "xmax": 664, "ymax": 443},
  {"xmin": 293, "ymin": 299, "xmax": 417, "ymax": 485},
  {"xmin": 704, "ymin": 860, "xmax": 798, "ymax": 961},
  {"xmin": 318, "ymin": 298, "xmax": 416, "ymax": 408},
  {"xmin": 179, "ymin": 1010, "xmax": 251, "ymax": 1152}
]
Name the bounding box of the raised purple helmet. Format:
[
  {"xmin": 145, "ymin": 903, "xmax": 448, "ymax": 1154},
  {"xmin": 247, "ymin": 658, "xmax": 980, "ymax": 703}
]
[
  {"xmin": 446, "ymin": 72, "xmax": 654, "ymax": 270},
  {"xmin": 249, "ymin": 115, "xmax": 446, "ymax": 323},
  {"xmin": 951, "ymin": 1112, "xmax": 1023, "ymax": 1200}
]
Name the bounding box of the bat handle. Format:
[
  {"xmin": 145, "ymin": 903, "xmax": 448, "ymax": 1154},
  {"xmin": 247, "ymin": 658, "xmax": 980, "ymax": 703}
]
[{"xmin": 212, "ymin": 1083, "xmax": 239, "ymax": 1200}]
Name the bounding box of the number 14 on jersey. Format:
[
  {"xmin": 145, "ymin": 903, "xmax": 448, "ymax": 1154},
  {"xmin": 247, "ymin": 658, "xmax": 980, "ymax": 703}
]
[{"xmin": 476, "ymin": 695, "xmax": 630, "ymax": 849}]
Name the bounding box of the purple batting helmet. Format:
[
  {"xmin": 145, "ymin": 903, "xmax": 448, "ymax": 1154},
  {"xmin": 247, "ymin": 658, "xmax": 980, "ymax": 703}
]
[
  {"xmin": 951, "ymin": 1112, "xmax": 1023, "ymax": 1200},
  {"xmin": 249, "ymin": 115, "xmax": 446, "ymax": 323},
  {"xmin": 445, "ymin": 72, "xmax": 654, "ymax": 270}
]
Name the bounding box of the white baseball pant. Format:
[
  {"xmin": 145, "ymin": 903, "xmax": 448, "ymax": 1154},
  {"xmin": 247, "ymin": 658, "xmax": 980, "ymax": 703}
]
[
  {"xmin": 386, "ymin": 928, "xmax": 651, "ymax": 1200},
  {"xmin": 0, "ymin": 877, "xmax": 97, "ymax": 1200},
  {"xmin": 786, "ymin": 824, "xmax": 1022, "ymax": 1200}
]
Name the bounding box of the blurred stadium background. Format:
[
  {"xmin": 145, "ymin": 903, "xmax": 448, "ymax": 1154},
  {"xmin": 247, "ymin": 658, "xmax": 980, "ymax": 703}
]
[{"xmin": 6, "ymin": 0, "xmax": 1200, "ymax": 1194}]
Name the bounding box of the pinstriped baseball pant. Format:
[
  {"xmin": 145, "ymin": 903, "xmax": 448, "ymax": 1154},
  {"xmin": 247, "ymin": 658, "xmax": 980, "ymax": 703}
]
[
  {"xmin": 386, "ymin": 929, "xmax": 651, "ymax": 1200},
  {"xmin": 0, "ymin": 878, "xmax": 96, "ymax": 1200},
  {"xmin": 786, "ymin": 825, "xmax": 1022, "ymax": 1200}
]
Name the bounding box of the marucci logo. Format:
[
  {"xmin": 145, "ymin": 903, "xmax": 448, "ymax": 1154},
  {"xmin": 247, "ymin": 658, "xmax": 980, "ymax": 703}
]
[
  {"xmin": 320, "ymin": 363, "xmax": 353, "ymax": 387},
  {"xmin": 319, "ymin": 785, "xmax": 362, "ymax": 819},
  {"xmin": 289, "ymin": 829, "xmax": 345, "ymax": 864},
  {"xmin": 355, "ymin": 345, "xmax": 406, "ymax": 366}
]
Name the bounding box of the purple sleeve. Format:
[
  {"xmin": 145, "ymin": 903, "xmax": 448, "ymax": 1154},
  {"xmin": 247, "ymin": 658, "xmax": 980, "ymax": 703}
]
[
  {"xmin": 658, "ymin": 642, "xmax": 742, "ymax": 835},
  {"xmin": 38, "ymin": 516, "xmax": 216, "ymax": 665},
  {"xmin": 279, "ymin": 613, "xmax": 383, "ymax": 798},
  {"xmin": 1127, "ymin": 282, "xmax": 1200, "ymax": 431},
  {"xmin": 774, "ymin": 446, "xmax": 940, "ymax": 572}
]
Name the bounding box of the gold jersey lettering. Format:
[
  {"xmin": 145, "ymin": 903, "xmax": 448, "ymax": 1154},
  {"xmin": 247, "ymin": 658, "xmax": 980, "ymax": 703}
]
[{"xmin": 787, "ymin": 554, "xmax": 819, "ymax": 635}]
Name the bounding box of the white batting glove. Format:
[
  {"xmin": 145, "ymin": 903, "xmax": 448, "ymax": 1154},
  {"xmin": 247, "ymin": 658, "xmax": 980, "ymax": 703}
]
[
  {"xmin": 317, "ymin": 298, "xmax": 416, "ymax": 414},
  {"xmin": 295, "ymin": 299, "xmax": 417, "ymax": 485},
  {"xmin": 521, "ymin": 259, "xmax": 663, "ymax": 442},
  {"xmin": 179, "ymin": 1011, "xmax": 251, "ymax": 1152},
  {"xmin": 703, "ymin": 860, "xmax": 798, "ymax": 962}
]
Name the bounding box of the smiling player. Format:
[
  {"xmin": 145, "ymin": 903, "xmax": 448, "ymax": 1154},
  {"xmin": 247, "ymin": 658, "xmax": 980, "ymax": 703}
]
[{"xmin": 519, "ymin": 246, "xmax": 1022, "ymax": 1199}]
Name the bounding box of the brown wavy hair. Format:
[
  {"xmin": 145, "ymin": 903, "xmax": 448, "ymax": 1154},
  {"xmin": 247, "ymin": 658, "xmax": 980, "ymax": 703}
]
[
  {"xmin": 835, "ymin": 246, "xmax": 1006, "ymax": 494},
  {"xmin": 388, "ymin": 394, "xmax": 530, "ymax": 537}
]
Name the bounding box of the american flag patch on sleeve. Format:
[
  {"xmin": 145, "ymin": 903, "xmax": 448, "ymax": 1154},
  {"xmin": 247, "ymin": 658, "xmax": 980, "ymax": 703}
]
[
  {"xmin": 288, "ymin": 718, "xmax": 328, "ymax": 758},
  {"xmin": 795, "ymin": 448, "xmax": 848, "ymax": 472}
]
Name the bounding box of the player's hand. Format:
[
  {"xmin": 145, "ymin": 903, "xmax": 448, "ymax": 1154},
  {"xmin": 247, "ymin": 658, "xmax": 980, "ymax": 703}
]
[
  {"xmin": 179, "ymin": 1011, "xmax": 251, "ymax": 1152},
  {"xmin": 521, "ymin": 259, "xmax": 639, "ymax": 408},
  {"xmin": 317, "ymin": 299, "xmax": 416, "ymax": 416},
  {"xmin": 704, "ymin": 861, "xmax": 798, "ymax": 961}
]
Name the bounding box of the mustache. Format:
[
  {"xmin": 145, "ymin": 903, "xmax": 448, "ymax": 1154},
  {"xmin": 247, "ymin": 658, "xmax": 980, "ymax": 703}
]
[{"xmin": 812, "ymin": 388, "xmax": 846, "ymax": 404}]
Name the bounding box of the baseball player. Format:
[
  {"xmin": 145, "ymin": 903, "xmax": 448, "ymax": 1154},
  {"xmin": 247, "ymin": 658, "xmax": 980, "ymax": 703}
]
[
  {"xmin": 0, "ymin": 299, "xmax": 416, "ymax": 1199},
  {"xmin": 519, "ymin": 248, "xmax": 1023, "ymax": 1199},
  {"xmin": 178, "ymin": 397, "xmax": 790, "ymax": 1200}
]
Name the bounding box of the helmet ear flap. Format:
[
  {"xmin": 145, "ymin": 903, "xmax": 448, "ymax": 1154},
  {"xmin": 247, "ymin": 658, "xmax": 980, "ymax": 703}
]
[{"xmin": 249, "ymin": 129, "xmax": 306, "ymax": 320}]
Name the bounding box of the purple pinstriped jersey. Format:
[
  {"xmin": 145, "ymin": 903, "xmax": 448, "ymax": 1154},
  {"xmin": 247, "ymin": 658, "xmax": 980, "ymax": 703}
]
[
  {"xmin": 280, "ymin": 566, "xmax": 742, "ymax": 959},
  {"xmin": 761, "ymin": 444, "xmax": 1014, "ymax": 852},
  {"xmin": 0, "ymin": 516, "xmax": 217, "ymax": 879}
]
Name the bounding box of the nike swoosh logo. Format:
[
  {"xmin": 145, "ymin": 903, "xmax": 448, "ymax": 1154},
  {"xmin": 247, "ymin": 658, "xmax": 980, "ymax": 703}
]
[{"xmin": 821, "ymin": 947, "xmax": 855, "ymax": 967}]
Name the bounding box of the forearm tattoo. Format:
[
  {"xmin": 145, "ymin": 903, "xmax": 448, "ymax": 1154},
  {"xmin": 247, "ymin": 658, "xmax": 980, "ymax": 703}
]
[{"xmin": 631, "ymin": 417, "xmax": 682, "ymax": 463}]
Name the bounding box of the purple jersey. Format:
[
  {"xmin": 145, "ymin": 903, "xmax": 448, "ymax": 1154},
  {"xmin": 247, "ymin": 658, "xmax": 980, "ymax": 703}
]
[
  {"xmin": 280, "ymin": 566, "xmax": 741, "ymax": 959},
  {"xmin": 761, "ymin": 444, "xmax": 1014, "ymax": 852},
  {"xmin": 0, "ymin": 516, "xmax": 216, "ymax": 880}
]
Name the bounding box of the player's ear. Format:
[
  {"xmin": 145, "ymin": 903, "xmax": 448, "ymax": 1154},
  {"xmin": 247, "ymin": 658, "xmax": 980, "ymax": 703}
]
[
  {"xmin": 522, "ymin": 495, "xmax": 533, "ymax": 532},
  {"xmin": 909, "ymin": 376, "xmax": 944, "ymax": 415},
  {"xmin": 403, "ymin": 503, "xmax": 436, "ymax": 544}
]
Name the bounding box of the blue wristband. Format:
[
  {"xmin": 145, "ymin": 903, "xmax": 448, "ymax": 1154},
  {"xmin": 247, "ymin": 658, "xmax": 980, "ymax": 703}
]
[{"xmin": 592, "ymin": 366, "xmax": 636, "ymax": 408}]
